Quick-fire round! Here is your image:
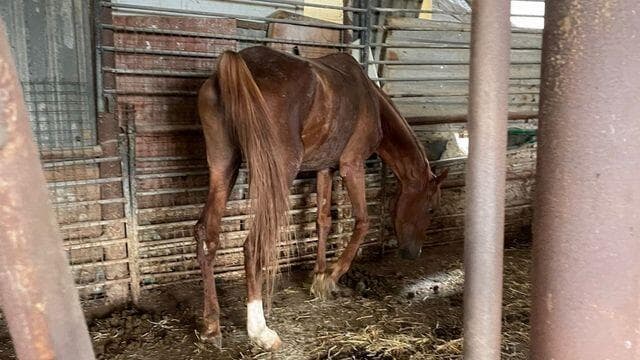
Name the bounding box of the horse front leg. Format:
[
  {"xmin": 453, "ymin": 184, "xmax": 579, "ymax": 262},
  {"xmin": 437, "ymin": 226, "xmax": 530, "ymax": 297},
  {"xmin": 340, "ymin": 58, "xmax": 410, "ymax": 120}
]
[
  {"xmin": 314, "ymin": 160, "xmax": 369, "ymax": 298},
  {"xmin": 311, "ymin": 168, "xmax": 336, "ymax": 299},
  {"xmin": 195, "ymin": 164, "xmax": 238, "ymax": 347}
]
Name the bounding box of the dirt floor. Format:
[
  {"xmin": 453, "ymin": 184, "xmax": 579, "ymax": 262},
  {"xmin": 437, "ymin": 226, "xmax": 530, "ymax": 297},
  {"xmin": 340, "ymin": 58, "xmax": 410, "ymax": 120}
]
[{"xmin": 0, "ymin": 243, "xmax": 531, "ymax": 359}]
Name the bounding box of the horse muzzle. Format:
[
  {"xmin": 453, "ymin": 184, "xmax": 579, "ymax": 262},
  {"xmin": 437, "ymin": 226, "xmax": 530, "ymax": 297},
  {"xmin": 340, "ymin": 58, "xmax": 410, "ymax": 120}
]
[{"xmin": 399, "ymin": 245, "xmax": 422, "ymax": 260}]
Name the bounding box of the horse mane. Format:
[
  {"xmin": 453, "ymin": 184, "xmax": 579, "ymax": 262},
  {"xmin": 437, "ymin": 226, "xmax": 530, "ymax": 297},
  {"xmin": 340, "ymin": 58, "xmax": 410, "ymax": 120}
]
[
  {"xmin": 217, "ymin": 51, "xmax": 291, "ymax": 307},
  {"xmin": 372, "ymin": 82, "xmax": 434, "ymax": 187}
]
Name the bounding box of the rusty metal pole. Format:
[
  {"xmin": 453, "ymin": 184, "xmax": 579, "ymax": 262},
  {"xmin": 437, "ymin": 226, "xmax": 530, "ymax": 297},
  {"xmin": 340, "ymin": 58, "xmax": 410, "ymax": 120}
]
[
  {"xmin": 531, "ymin": 1, "xmax": 640, "ymax": 359},
  {"xmin": 0, "ymin": 21, "xmax": 96, "ymax": 359},
  {"xmin": 463, "ymin": 0, "xmax": 511, "ymax": 358}
]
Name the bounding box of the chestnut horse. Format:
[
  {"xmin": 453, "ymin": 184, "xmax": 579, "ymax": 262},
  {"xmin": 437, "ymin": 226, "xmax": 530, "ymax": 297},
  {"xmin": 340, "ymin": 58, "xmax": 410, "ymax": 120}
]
[{"xmin": 194, "ymin": 46, "xmax": 447, "ymax": 350}]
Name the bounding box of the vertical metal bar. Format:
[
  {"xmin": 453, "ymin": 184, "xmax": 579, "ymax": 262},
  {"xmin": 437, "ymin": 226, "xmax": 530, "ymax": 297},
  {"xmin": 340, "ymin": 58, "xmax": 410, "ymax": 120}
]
[
  {"xmin": 93, "ymin": 0, "xmax": 104, "ymax": 113},
  {"xmin": 530, "ymin": 1, "xmax": 640, "ymax": 359},
  {"xmin": 0, "ymin": 20, "xmax": 95, "ymax": 360},
  {"xmin": 378, "ymin": 162, "xmax": 387, "ymax": 255},
  {"xmin": 124, "ymin": 104, "xmax": 141, "ymax": 304},
  {"xmin": 119, "ymin": 131, "xmax": 140, "ymax": 304},
  {"xmin": 463, "ymin": 0, "xmax": 511, "ymax": 359},
  {"xmin": 361, "ymin": 0, "xmax": 372, "ymax": 69}
]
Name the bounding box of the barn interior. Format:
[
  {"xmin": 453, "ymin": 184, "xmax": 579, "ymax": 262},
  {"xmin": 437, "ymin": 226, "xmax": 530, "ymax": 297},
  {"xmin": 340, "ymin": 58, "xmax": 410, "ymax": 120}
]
[{"xmin": 0, "ymin": 0, "xmax": 544, "ymax": 359}]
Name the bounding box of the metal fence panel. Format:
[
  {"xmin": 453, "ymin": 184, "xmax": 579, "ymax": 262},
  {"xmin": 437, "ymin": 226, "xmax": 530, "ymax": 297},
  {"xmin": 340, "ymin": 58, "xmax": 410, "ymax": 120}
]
[{"xmin": 0, "ymin": 0, "xmax": 539, "ymax": 304}]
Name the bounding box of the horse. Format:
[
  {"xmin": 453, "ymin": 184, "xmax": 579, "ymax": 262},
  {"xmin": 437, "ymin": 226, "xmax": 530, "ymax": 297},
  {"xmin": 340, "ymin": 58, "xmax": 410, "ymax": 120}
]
[{"xmin": 194, "ymin": 46, "xmax": 448, "ymax": 351}]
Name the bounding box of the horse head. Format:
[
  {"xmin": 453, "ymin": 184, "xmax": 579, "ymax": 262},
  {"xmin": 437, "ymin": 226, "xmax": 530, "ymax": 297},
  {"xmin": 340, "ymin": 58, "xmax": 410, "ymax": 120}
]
[{"xmin": 392, "ymin": 168, "xmax": 448, "ymax": 259}]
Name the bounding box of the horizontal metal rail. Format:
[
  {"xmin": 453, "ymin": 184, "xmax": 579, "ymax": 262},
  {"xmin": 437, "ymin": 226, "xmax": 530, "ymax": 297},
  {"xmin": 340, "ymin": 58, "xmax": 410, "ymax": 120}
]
[
  {"xmin": 136, "ymin": 170, "xmax": 209, "ymax": 180},
  {"xmin": 135, "ymin": 174, "xmax": 382, "ymax": 197},
  {"xmin": 140, "ymin": 241, "xmax": 382, "ymax": 282},
  {"xmin": 70, "ymin": 258, "xmax": 130, "ymax": 270},
  {"xmin": 142, "ymin": 236, "xmax": 384, "ymax": 271},
  {"xmin": 369, "ymin": 42, "xmax": 540, "ymax": 50},
  {"xmin": 137, "ymin": 201, "xmax": 382, "ymax": 231},
  {"xmin": 371, "ymin": 6, "xmax": 470, "ymax": 16},
  {"xmin": 137, "ymin": 156, "xmax": 207, "ymax": 162},
  {"xmin": 75, "ymin": 278, "xmax": 131, "ymax": 290},
  {"xmin": 59, "ymin": 218, "xmax": 127, "ymax": 231},
  {"xmin": 103, "ymin": 89, "xmax": 199, "ymax": 97},
  {"xmin": 52, "ymin": 198, "xmax": 126, "ymax": 208},
  {"xmin": 370, "ymin": 60, "xmax": 541, "ymax": 66},
  {"xmin": 372, "ymin": 6, "xmax": 543, "ymax": 18},
  {"xmin": 102, "ymin": 24, "xmax": 362, "ymax": 49},
  {"xmin": 103, "ymin": 67, "xmax": 210, "ymax": 78},
  {"xmin": 372, "ymin": 77, "xmax": 540, "ymax": 82},
  {"xmin": 100, "ymin": 2, "xmax": 366, "ymax": 31},
  {"xmin": 63, "ymin": 233, "xmax": 130, "ymax": 247},
  {"xmin": 64, "ymin": 238, "xmax": 128, "ymax": 251},
  {"xmin": 102, "ymin": 46, "xmax": 219, "ymax": 58},
  {"xmin": 139, "ymin": 216, "xmax": 382, "ymax": 243},
  {"xmin": 372, "ymin": 24, "xmax": 542, "ymax": 34},
  {"xmin": 134, "ymin": 185, "xmax": 379, "ymax": 213},
  {"xmin": 139, "ymin": 230, "xmax": 371, "ymax": 263},
  {"xmin": 139, "ymin": 237, "xmax": 195, "ymax": 251},
  {"xmin": 46, "ymin": 176, "xmax": 122, "ymax": 188},
  {"xmin": 41, "ymin": 156, "xmax": 122, "ymax": 168},
  {"xmin": 231, "ymin": 0, "xmax": 365, "ymax": 12}
]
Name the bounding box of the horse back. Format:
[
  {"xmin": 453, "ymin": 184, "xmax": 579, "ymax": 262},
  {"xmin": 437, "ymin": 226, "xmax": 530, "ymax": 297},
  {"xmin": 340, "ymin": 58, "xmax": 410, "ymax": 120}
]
[
  {"xmin": 236, "ymin": 47, "xmax": 379, "ymax": 171},
  {"xmin": 300, "ymin": 52, "xmax": 381, "ymax": 170}
]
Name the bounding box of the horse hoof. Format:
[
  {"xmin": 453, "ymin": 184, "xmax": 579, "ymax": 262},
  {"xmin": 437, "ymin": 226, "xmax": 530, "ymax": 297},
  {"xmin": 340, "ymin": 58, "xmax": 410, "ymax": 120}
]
[
  {"xmin": 310, "ymin": 272, "xmax": 338, "ymax": 300},
  {"xmin": 249, "ymin": 327, "xmax": 282, "ymax": 351},
  {"xmin": 198, "ymin": 323, "xmax": 222, "ymax": 348}
]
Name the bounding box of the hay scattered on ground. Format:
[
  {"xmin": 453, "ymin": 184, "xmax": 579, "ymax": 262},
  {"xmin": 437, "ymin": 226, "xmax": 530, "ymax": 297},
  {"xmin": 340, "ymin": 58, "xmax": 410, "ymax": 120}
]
[
  {"xmin": 0, "ymin": 246, "xmax": 532, "ymax": 360},
  {"xmin": 289, "ymin": 249, "xmax": 532, "ymax": 359}
]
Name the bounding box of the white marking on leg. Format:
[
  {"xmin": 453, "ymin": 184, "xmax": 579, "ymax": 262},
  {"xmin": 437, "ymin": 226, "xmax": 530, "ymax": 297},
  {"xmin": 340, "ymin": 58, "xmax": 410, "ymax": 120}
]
[
  {"xmin": 246, "ymin": 300, "xmax": 281, "ymax": 350},
  {"xmin": 247, "ymin": 300, "xmax": 267, "ymax": 336}
]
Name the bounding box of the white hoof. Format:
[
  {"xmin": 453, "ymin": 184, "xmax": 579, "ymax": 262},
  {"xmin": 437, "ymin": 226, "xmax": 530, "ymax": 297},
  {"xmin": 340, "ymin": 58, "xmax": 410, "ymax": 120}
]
[
  {"xmin": 247, "ymin": 300, "xmax": 282, "ymax": 351},
  {"xmin": 249, "ymin": 326, "xmax": 282, "ymax": 351}
]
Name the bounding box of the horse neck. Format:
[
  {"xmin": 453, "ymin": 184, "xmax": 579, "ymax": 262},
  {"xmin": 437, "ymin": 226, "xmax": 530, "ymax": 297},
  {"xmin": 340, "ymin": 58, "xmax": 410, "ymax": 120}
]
[{"xmin": 376, "ymin": 92, "xmax": 432, "ymax": 190}]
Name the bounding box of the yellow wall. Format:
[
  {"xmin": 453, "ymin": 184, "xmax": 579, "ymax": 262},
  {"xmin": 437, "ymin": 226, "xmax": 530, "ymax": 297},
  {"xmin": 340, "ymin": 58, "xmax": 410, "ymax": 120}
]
[
  {"xmin": 418, "ymin": 0, "xmax": 432, "ymax": 20},
  {"xmin": 303, "ymin": 0, "xmax": 343, "ymax": 23},
  {"xmin": 303, "ymin": 1, "xmax": 433, "ymax": 24}
]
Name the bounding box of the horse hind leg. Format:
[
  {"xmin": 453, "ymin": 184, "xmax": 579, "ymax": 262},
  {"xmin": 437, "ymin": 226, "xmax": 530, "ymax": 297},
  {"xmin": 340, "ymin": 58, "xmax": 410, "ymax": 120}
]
[
  {"xmin": 311, "ymin": 168, "xmax": 338, "ymax": 299},
  {"xmin": 195, "ymin": 159, "xmax": 239, "ymax": 348},
  {"xmin": 243, "ymin": 159, "xmax": 301, "ymax": 351},
  {"xmin": 244, "ymin": 238, "xmax": 282, "ymax": 351}
]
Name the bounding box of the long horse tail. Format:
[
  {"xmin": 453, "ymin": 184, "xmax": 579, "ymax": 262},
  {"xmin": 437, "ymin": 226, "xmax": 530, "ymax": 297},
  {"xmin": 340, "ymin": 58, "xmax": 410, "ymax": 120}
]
[{"xmin": 216, "ymin": 50, "xmax": 290, "ymax": 305}]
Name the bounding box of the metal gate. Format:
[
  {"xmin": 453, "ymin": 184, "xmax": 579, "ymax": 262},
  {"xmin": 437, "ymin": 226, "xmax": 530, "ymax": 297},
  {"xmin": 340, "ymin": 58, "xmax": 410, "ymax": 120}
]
[
  {"xmin": 94, "ymin": 0, "xmax": 385, "ymax": 303},
  {"xmin": 91, "ymin": 0, "xmax": 541, "ymax": 301}
]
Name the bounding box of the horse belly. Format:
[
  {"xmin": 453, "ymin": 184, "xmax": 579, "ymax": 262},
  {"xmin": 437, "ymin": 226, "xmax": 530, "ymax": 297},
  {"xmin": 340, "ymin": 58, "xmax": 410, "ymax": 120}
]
[{"xmin": 299, "ymin": 138, "xmax": 345, "ymax": 171}]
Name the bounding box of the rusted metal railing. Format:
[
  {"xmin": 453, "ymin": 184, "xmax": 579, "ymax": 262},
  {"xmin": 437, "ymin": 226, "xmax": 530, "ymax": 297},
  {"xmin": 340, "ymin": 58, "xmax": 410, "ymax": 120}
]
[
  {"xmin": 531, "ymin": 0, "xmax": 640, "ymax": 359},
  {"xmin": 0, "ymin": 20, "xmax": 95, "ymax": 359},
  {"xmin": 463, "ymin": 0, "xmax": 511, "ymax": 358}
]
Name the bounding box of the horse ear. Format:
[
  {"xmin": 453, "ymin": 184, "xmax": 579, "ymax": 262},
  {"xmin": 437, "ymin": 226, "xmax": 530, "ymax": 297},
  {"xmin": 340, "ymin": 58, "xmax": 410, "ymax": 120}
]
[{"xmin": 433, "ymin": 168, "xmax": 449, "ymax": 185}]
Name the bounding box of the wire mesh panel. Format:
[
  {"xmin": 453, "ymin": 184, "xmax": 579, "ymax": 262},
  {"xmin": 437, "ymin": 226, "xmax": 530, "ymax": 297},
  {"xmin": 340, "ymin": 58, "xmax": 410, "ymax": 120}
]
[{"xmin": 25, "ymin": 81, "xmax": 96, "ymax": 147}]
